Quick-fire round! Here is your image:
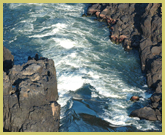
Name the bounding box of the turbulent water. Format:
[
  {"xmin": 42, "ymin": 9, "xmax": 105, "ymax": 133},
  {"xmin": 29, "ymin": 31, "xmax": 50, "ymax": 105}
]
[{"xmin": 3, "ymin": 3, "xmax": 162, "ymax": 132}]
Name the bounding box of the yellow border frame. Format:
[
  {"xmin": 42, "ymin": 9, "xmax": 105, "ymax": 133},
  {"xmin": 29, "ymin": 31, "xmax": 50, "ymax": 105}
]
[{"xmin": 1, "ymin": 0, "xmax": 163, "ymax": 134}]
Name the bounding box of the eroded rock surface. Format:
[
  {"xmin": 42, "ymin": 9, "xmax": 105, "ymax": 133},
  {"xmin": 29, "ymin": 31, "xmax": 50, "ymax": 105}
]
[
  {"xmin": 87, "ymin": 3, "xmax": 162, "ymax": 121},
  {"xmin": 3, "ymin": 47, "xmax": 60, "ymax": 132}
]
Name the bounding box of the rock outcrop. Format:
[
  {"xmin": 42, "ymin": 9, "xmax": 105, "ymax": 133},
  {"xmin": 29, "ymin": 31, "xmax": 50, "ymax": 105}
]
[
  {"xmin": 3, "ymin": 46, "xmax": 14, "ymax": 74},
  {"xmin": 86, "ymin": 3, "xmax": 162, "ymax": 121},
  {"xmin": 3, "ymin": 47, "xmax": 60, "ymax": 132}
]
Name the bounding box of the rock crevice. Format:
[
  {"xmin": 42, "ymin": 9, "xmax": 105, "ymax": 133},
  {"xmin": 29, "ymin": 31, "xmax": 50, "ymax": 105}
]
[{"xmin": 86, "ymin": 3, "xmax": 162, "ymax": 121}]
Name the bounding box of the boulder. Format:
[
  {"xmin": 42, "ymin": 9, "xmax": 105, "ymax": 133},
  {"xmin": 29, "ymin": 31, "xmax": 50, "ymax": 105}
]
[
  {"xmin": 130, "ymin": 96, "xmax": 139, "ymax": 102},
  {"xmin": 130, "ymin": 107, "xmax": 157, "ymax": 121}
]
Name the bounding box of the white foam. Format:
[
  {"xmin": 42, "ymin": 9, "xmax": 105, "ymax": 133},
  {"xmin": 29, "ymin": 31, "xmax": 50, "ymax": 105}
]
[
  {"xmin": 58, "ymin": 75, "xmax": 84, "ymax": 92},
  {"xmin": 116, "ymin": 103, "xmax": 127, "ymax": 109},
  {"xmin": 104, "ymin": 118, "xmax": 127, "ymax": 126},
  {"xmin": 54, "ymin": 38, "xmax": 76, "ymax": 49},
  {"xmin": 9, "ymin": 3, "xmax": 22, "ymax": 9},
  {"xmin": 98, "ymin": 90, "xmax": 126, "ymax": 99},
  {"xmin": 57, "ymin": 96, "xmax": 71, "ymax": 107},
  {"xmin": 66, "ymin": 61, "xmax": 80, "ymax": 68},
  {"xmin": 88, "ymin": 71, "xmax": 100, "ymax": 79},
  {"xmin": 70, "ymin": 53, "xmax": 77, "ymax": 58},
  {"xmin": 29, "ymin": 23, "xmax": 67, "ymax": 38}
]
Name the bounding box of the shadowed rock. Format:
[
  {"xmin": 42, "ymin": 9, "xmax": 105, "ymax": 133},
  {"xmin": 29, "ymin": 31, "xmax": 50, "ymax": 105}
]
[
  {"xmin": 79, "ymin": 113, "xmax": 138, "ymax": 132},
  {"xmin": 3, "ymin": 46, "xmax": 14, "ymax": 74}
]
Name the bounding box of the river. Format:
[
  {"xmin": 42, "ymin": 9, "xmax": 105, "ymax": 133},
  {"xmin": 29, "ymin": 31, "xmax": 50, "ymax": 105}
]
[{"xmin": 3, "ymin": 3, "xmax": 162, "ymax": 132}]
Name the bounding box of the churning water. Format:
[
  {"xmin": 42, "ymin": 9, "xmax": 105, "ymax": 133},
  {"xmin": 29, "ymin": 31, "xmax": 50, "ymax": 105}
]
[{"xmin": 3, "ymin": 3, "xmax": 162, "ymax": 132}]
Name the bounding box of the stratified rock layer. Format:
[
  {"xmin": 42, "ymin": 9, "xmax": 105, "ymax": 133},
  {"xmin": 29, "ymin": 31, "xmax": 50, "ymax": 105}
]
[
  {"xmin": 3, "ymin": 47, "xmax": 60, "ymax": 132},
  {"xmin": 87, "ymin": 3, "xmax": 162, "ymax": 121}
]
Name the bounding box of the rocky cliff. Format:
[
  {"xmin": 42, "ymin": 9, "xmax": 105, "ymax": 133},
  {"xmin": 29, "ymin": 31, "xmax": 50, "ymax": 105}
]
[
  {"xmin": 86, "ymin": 3, "xmax": 162, "ymax": 121},
  {"xmin": 3, "ymin": 46, "xmax": 60, "ymax": 132}
]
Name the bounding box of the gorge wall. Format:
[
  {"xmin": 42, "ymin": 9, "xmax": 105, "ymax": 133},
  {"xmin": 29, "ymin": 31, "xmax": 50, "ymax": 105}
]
[
  {"xmin": 86, "ymin": 3, "xmax": 162, "ymax": 121},
  {"xmin": 3, "ymin": 46, "xmax": 60, "ymax": 132}
]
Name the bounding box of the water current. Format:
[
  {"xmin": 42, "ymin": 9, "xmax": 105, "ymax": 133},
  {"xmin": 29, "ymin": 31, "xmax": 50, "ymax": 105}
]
[{"xmin": 3, "ymin": 3, "xmax": 162, "ymax": 132}]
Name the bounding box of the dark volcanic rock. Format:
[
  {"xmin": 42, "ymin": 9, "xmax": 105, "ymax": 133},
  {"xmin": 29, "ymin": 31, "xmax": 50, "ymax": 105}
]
[
  {"xmin": 3, "ymin": 46, "xmax": 14, "ymax": 74},
  {"xmin": 3, "ymin": 53, "xmax": 60, "ymax": 132},
  {"xmin": 87, "ymin": 3, "xmax": 162, "ymax": 121},
  {"xmin": 130, "ymin": 107, "xmax": 157, "ymax": 121}
]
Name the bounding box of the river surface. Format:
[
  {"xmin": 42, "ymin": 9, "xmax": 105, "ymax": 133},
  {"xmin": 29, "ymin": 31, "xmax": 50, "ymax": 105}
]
[{"xmin": 3, "ymin": 3, "xmax": 162, "ymax": 132}]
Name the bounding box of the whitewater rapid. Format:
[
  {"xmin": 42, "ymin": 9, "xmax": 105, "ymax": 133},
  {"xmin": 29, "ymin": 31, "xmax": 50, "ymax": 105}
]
[{"xmin": 3, "ymin": 3, "xmax": 162, "ymax": 131}]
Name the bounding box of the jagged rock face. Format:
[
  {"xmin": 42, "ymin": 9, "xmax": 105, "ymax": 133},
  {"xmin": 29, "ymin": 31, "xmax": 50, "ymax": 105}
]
[
  {"xmin": 87, "ymin": 3, "xmax": 162, "ymax": 121},
  {"xmin": 3, "ymin": 49, "xmax": 60, "ymax": 132},
  {"xmin": 8, "ymin": 58, "xmax": 58, "ymax": 102},
  {"xmin": 3, "ymin": 46, "xmax": 14, "ymax": 74}
]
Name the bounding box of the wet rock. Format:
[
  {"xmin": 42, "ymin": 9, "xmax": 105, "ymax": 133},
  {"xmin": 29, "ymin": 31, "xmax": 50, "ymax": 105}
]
[
  {"xmin": 3, "ymin": 46, "xmax": 14, "ymax": 74},
  {"xmin": 130, "ymin": 107, "xmax": 157, "ymax": 121},
  {"xmin": 3, "ymin": 54, "xmax": 60, "ymax": 132},
  {"xmin": 87, "ymin": 3, "xmax": 162, "ymax": 122},
  {"xmin": 130, "ymin": 96, "xmax": 139, "ymax": 102},
  {"xmin": 79, "ymin": 113, "xmax": 138, "ymax": 131}
]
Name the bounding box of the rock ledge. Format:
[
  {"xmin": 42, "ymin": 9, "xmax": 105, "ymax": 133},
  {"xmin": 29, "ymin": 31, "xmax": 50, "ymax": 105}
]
[{"xmin": 3, "ymin": 47, "xmax": 60, "ymax": 132}]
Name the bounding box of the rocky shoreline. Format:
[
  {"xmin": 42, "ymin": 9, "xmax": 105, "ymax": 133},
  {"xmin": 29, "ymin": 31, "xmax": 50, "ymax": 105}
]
[
  {"xmin": 86, "ymin": 3, "xmax": 162, "ymax": 121},
  {"xmin": 3, "ymin": 3, "xmax": 162, "ymax": 132},
  {"xmin": 3, "ymin": 46, "xmax": 60, "ymax": 132}
]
